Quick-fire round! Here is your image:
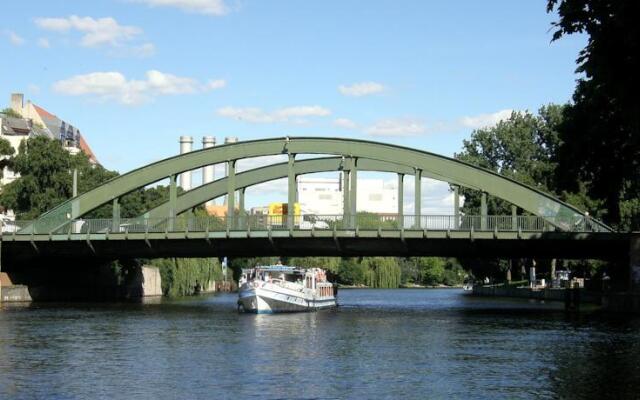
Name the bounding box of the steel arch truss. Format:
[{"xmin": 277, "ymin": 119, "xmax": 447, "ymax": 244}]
[{"xmin": 28, "ymin": 137, "xmax": 611, "ymax": 233}]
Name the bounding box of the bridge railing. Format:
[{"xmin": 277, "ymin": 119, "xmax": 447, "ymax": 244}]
[{"xmin": 6, "ymin": 214, "xmax": 605, "ymax": 235}]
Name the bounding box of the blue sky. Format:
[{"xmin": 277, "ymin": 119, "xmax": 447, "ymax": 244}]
[{"xmin": 0, "ymin": 0, "xmax": 585, "ymax": 211}]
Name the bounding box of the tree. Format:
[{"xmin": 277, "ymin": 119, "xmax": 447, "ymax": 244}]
[
  {"xmin": 1, "ymin": 108, "xmax": 22, "ymax": 119},
  {"xmin": 454, "ymin": 106, "xmax": 565, "ymax": 215},
  {"xmin": 0, "ymin": 136, "xmax": 117, "ymax": 219},
  {"xmin": 0, "ymin": 137, "xmax": 15, "ymax": 180},
  {"xmin": 548, "ymin": 0, "xmax": 640, "ymax": 228}
]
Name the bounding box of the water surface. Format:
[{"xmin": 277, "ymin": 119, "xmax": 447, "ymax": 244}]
[{"xmin": 1, "ymin": 289, "xmax": 639, "ymax": 399}]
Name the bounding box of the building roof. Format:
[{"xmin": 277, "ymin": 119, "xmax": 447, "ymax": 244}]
[
  {"xmin": 1, "ymin": 115, "xmax": 31, "ymax": 135},
  {"xmin": 32, "ymin": 103, "xmax": 99, "ymax": 165},
  {"xmin": 78, "ymin": 134, "xmax": 98, "ymax": 164}
]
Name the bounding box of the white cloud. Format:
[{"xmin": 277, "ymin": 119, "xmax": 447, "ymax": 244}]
[
  {"xmin": 364, "ymin": 118, "xmax": 426, "ymax": 137},
  {"xmin": 246, "ymin": 178, "xmax": 288, "ymax": 196},
  {"xmin": 338, "ymin": 82, "xmax": 385, "ymax": 97},
  {"xmin": 217, "ymin": 105, "xmax": 331, "ymax": 124},
  {"xmin": 236, "ymin": 155, "xmax": 288, "ymax": 173},
  {"xmin": 52, "ymin": 70, "xmax": 225, "ymax": 105},
  {"xmin": 34, "ymin": 15, "xmax": 142, "ymax": 47},
  {"xmin": 333, "ymin": 118, "xmax": 358, "ymax": 129},
  {"xmin": 36, "ymin": 37, "xmax": 50, "ymax": 48},
  {"xmin": 5, "ymin": 30, "xmax": 26, "ymax": 46},
  {"xmin": 133, "ymin": 0, "xmax": 229, "ymax": 16},
  {"xmin": 206, "ymin": 79, "xmax": 226, "ymax": 90},
  {"xmin": 134, "ymin": 42, "xmax": 156, "ymax": 57},
  {"xmin": 460, "ymin": 109, "xmax": 513, "ymax": 129}
]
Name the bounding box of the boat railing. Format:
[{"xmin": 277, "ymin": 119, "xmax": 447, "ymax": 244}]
[{"xmin": 267, "ymin": 278, "xmax": 304, "ymax": 292}]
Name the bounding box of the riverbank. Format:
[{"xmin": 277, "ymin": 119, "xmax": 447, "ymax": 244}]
[
  {"xmin": 338, "ymin": 283, "xmax": 463, "ymax": 289},
  {"xmin": 471, "ymin": 283, "xmax": 640, "ymax": 314}
]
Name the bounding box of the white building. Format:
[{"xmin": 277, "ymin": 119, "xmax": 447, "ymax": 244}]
[
  {"xmin": 297, "ymin": 176, "xmax": 398, "ymax": 216},
  {"xmin": 298, "ymin": 177, "xmax": 343, "ymax": 215}
]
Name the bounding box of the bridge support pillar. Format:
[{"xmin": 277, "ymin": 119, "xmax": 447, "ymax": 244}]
[
  {"xmin": 288, "ymin": 153, "xmax": 296, "ymax": 230},
  {"xmin": 350, "ymin": 158, "xmax": 357, "ymax": 228},
  {"xmin": 414, "ymin": 168, "xmax": 422, "ymax": 228},
  {"xmin": 169, "ymin": 174, "xmax": 177, "ymax": 230},
  {"xmin": 453, "ymin": 185, "xmax": 459, "ymax": 230},
  {"xmin": 630, "ymin": 234, "xmax": 640, "ymax": 292},
  {"xmin": 397, "ymin": 173, "xmax": 404, "ymax": 228},
  {"xmin": 239, "ymin": 188, "xmax": 246, "ymax": 229},
  {"xmin": 342, "ymin": 159, "xmax": 351, "ymax": 229},
  {"xmin": 112, "ymin": 197, "xmax": 120, "ymax": 232},
  {"xmin": 227, "ymin": 160, "xmax": 236, "ymax": 229},
  {"xmin": 481, "ymin": 192, "xmax": 487, "ymax": 230}
]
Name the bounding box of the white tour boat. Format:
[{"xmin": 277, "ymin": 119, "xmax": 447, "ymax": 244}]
[{"xmin": 237, "ymin": 265, "xmax": 337, "ymax": 313}]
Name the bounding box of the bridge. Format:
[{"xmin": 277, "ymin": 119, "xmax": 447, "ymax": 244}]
[{"xmin": 0, "ymin": 137, "xmax": 633, "ymax": 266}]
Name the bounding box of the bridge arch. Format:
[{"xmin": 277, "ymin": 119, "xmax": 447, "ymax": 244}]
[
  {"xmin": 31, "ymin": 137, "xmax": 611, "ymax": 232},
  {"xmin": 143, "ymin": 156, "xmax": 415, "ymax": 219}
]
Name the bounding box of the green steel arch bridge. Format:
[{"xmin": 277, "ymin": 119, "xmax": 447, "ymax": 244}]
[{"xmin": 0, "ymin": 137, "xmax": 633, "ymax": 266}]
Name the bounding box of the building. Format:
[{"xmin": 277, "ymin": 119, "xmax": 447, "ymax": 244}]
[
  {"xmin": 1, "ymin": 93, "xmax": 99, "ymax": 186},
  {"xmin": 6, "ymin": 93, "xmax": 98, "ymax": 163},
  {"xmin": 297, "ymin": 176, "xmax": 398, "ymax": 216}
]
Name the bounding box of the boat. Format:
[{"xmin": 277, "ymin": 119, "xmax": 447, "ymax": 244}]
[{"xmin": 237, "ymin": 264, "xmax": 337, "ymax": 313}]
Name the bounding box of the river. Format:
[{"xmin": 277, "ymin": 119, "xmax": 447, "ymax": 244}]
[{"xmin": 1, "ymin": 289, "xmax": 639, "ymax": 399}]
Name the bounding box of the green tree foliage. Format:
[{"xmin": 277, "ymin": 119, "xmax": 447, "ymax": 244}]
[
  {"xmin": 0, "ymin": 138, "xmax": 15, "ymax": 180},
  {"xmin": 154, "ymin": 257, "xmax": 223, "ymax": 297},
  {"xmin": 337, "ymin": 258, "xmax": 369, "ymax": 286},
  {"xmin": 548, "ymin": 0, "xmax": 640, "ymax": 228},
  {"xmin": 1, "ymin": 108, "xmax": 22, "ymax": 118},
  {"xmin": 454, "ymin": 106, "xmax": 565, "ymax": 215},
  {"xmin": 0, "ymin": 137, "xmax": 117, "ymax": 219},
  {"xmin": 362, "ymin": 257, "xmax": 402, "ymax": 288}
]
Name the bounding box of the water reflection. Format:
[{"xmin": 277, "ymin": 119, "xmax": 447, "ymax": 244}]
[{"xmin": 1, "ymin": 290, "xmax": 639, "ymax": 399}]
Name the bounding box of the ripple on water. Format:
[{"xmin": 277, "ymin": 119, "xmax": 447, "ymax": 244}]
[{"xmin": 1, "ymin": 289, "xmax": 639, "ymax": 399}]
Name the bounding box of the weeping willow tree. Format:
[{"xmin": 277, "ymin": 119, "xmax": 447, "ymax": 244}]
[
  {"xmin": 362, "ymin": 257, "xmax": 402, "ymax": 288},
  {"xmin": 155, "ymin": 257, "xmax": 224, "ymax": 297}
]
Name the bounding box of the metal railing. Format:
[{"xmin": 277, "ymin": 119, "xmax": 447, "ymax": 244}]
[{"xmin": 3, "ymin": 214, "xmax": 605, "ymax": 236}]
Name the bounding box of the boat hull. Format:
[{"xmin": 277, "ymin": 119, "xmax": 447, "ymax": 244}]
[{"xmin": 238, "ymin": 286, "xmax": 336, "ymax": 314}]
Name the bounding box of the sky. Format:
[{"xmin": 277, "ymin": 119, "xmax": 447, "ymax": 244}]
[{"xmin": 0, "ymin": 0, "xmax": 586, "ymax": 213}]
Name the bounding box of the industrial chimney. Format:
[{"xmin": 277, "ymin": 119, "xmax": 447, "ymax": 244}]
[{"xmin": 179, "ymin": 136, "xmax": 193, "ymax": 191}]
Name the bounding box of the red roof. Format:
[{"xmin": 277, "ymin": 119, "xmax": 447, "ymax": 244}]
[
  {"xmin": 33, "ymin": 104, "xmax": 56, "ymax": 120},
  {"xmin": 78, "ymin": 134, "xmax": 99, "ymax": 165}
]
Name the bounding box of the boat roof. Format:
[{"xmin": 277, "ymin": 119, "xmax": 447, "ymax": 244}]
[{"xmin": 257, "ymin": 265, "xmax": 297, "ymax": 272}]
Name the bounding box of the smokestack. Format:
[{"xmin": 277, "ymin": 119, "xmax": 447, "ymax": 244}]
[
  {"xmin": 223, "ymin": 137, "xmax": 239, "ymax": 206},
  {"xmin": 10, "ymin": 93, "xmax": 23, "ymax": 115},
  {"xmin": 202, "ymin": 136, "xmax": 216, "ymax": 206},
  {"xmin": 179, "ymin": 136, "xmax": 193, "ymax": 191}
]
